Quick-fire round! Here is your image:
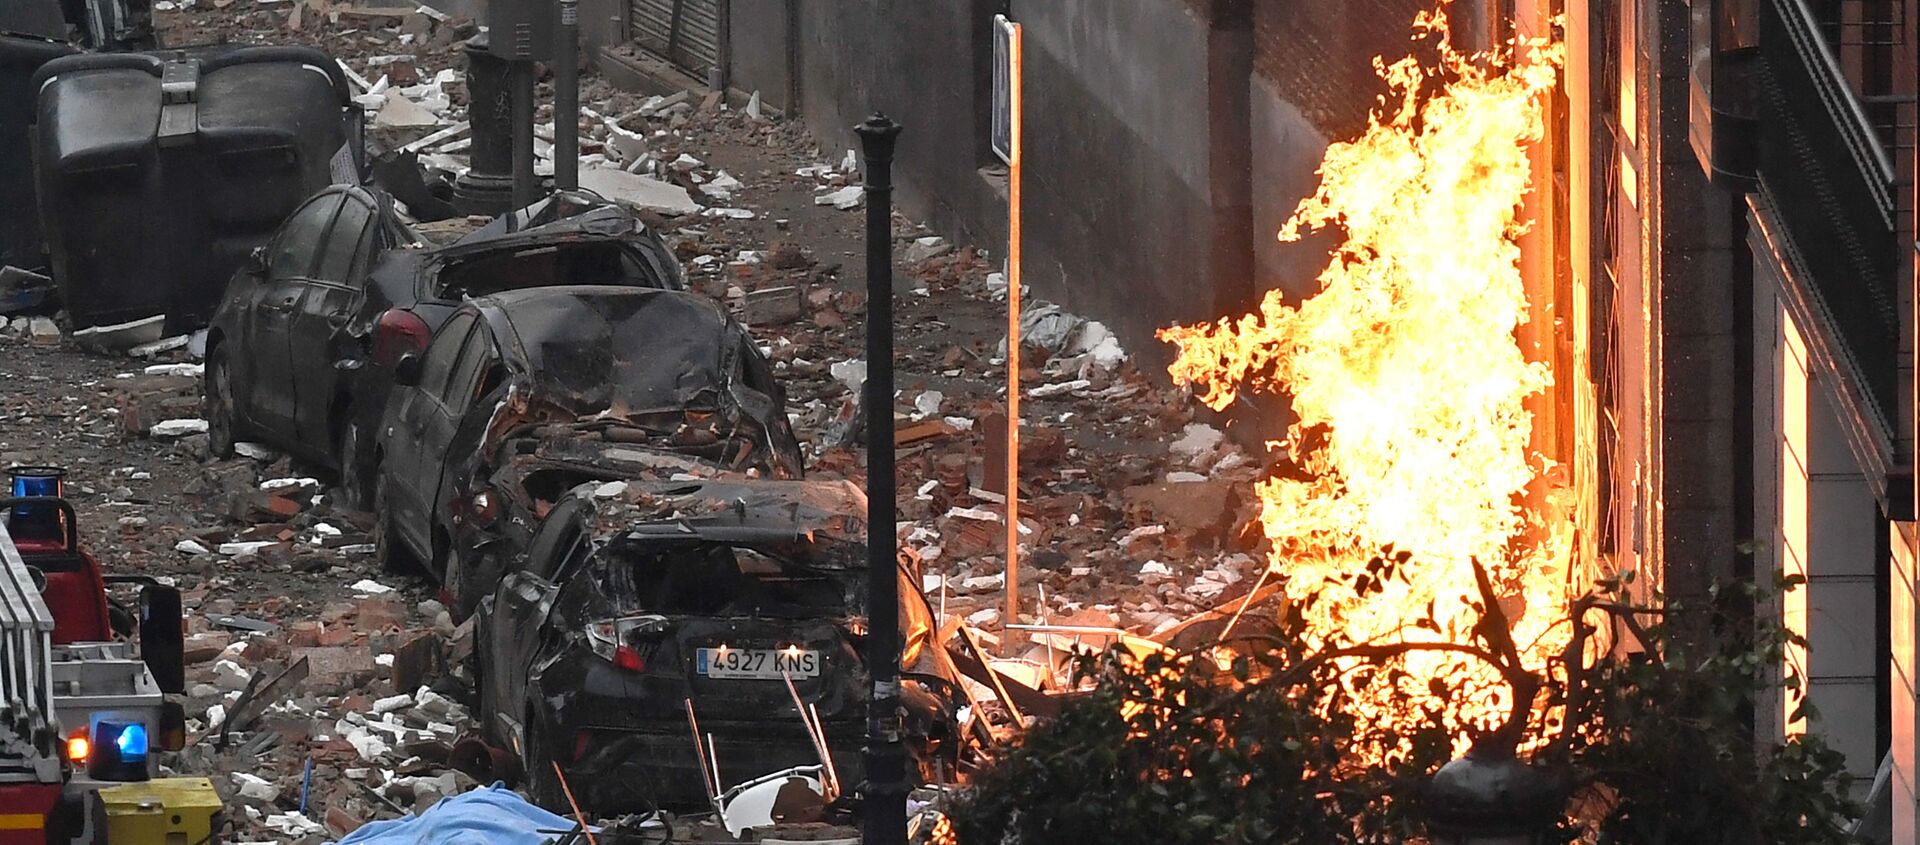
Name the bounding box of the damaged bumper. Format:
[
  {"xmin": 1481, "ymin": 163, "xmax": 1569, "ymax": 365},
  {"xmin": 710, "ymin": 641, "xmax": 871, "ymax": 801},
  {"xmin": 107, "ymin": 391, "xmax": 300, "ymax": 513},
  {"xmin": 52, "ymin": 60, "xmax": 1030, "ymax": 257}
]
[{"xmin": 562, "ymin": 718, "xmax": 864, "ymax": 811}]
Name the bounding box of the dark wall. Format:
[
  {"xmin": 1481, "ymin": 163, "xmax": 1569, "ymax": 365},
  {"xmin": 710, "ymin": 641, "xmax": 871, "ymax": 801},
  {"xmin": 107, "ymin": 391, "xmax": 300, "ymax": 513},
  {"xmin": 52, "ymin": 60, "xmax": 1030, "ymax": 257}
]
[
  {"xmin": 1009, "ymin": 0, "xmax": 1231, "ymax": 346},
  {"xmin": 728, "ymin": 0, "xmax": 790, "ymax": 112},
  {"xmin": 791, "ymin": 0, "xmax": 1005, "ymax": 262}
]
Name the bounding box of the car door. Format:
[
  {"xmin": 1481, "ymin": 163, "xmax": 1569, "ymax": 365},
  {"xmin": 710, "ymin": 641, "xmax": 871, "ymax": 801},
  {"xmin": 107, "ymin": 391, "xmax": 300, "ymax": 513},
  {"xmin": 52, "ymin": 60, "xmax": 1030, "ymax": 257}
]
[
  {"xmin": 247, "ymin": 193, "xmax": 344, "ymax": 433},
  {"xmin": 383, "ymin": 310, "xmax": 476, "ymax": 558},
  {"xmin": 289, "ymin": 193, "xmax": 377, "ymax": 452},
  {"xmin": 482, "ymin": 507, "xmax": 586, "ymax": 746},
  {"xmin": 422, "ymin": 323, "xmax": 504, "ymax": 561}
]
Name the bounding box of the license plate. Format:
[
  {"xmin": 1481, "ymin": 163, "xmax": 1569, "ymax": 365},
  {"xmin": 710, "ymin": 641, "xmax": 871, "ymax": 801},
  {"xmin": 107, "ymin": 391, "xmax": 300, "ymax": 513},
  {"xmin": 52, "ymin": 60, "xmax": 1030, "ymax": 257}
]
[{"xmin": 696, "ymin": 648, "xmax": 820, "ymax": 680}]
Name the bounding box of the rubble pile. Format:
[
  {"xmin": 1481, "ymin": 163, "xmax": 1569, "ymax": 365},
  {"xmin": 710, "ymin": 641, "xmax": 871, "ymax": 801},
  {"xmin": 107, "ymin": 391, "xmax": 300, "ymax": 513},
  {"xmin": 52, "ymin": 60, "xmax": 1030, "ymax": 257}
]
[{"xmin": 0, "ymin": 2, "xmax": 1289, "ymax": 836}]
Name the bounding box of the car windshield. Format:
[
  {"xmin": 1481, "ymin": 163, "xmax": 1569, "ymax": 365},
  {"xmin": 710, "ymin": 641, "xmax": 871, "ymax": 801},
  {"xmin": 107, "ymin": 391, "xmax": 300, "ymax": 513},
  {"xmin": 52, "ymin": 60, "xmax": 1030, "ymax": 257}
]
[
  {"xmin": 601, "ymin": 539, "xmax": 864, "ymax": 618},
  {"xmin": 511, "ymin": 291, "xmax": 735, "ymax": 415},
  {"xmin": 434, "ymin": 241, "xmax": 659, "ymax": 299}
]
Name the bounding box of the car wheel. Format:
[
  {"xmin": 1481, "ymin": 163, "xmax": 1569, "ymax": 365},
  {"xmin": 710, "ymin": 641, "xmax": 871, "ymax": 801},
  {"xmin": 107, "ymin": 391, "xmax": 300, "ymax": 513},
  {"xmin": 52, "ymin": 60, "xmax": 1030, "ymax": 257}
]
[
  {"xmin": 335, "ymin": 419, "xmax": 371, "ymax": 510},
  {"xmin": 373, "ymin": 475, "xmax": 422, "ymax": 574},
  {"xmin": 204, "ymin": 350, "xmax": 237, "ymax": 459},
  {"xmin": 524, "ymin": 715, "xmax": 567, "ymax": 810}
]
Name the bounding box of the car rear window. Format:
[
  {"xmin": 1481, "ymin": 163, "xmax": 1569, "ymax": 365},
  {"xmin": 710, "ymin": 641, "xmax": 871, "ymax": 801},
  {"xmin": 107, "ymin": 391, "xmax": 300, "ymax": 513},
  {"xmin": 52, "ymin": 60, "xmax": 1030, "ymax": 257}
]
[
  {"xmin": 605, "ymin": 541, "xmax": 862, "ymax": 618},
  {"xmin": 434, "ymin": 241, "xmax": 660, "ymax": 299}
]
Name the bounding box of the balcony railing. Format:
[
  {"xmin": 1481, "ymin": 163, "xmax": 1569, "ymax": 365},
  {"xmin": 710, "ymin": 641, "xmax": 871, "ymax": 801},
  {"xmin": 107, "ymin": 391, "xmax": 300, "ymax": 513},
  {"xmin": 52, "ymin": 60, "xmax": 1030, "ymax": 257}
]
[{"xmin": 1759, "ymin": 0, "xmax": 1901, "ymax": 421}]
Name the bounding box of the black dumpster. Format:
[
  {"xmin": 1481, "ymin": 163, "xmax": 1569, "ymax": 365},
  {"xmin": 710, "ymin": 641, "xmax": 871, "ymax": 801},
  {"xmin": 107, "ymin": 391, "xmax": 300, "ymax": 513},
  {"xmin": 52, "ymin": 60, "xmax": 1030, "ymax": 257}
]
[
  {"xmin": 34, "ymin": 46, "xmax": 358, "ymax": 332},
  {"xmin": 0, "ymin": 32, "xmax": 77, "ymax": 273}
]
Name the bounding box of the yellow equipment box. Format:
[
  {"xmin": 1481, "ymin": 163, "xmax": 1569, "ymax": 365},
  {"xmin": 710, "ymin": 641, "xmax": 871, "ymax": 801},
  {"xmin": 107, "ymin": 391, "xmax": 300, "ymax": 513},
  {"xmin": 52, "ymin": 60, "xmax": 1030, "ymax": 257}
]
[{"xmin": 91, "ymin": 777, "xmax": 222, "ymax": 845}]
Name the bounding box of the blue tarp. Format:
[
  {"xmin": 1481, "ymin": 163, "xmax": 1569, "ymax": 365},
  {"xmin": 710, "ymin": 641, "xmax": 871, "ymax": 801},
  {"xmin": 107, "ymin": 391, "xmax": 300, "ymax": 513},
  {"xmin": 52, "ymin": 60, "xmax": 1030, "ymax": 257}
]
[{"xmin": 333, "ymin": 783, "xmax": 589, "ymax": 845}]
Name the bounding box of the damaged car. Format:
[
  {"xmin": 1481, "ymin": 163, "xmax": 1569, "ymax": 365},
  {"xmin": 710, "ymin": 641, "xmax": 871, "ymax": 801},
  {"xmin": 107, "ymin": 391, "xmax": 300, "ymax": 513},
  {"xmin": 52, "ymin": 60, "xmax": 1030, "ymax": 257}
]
[
  {"xmin": 204, "ymin": 188, "xmax": 685, "ymax": 504},
  {"xmin": 474, "ymin": 478, "xmax": 971, "ymax": 813},
  {"xmin": 374, "ymin": 285, "xmax": 803, "ymax": 611}
]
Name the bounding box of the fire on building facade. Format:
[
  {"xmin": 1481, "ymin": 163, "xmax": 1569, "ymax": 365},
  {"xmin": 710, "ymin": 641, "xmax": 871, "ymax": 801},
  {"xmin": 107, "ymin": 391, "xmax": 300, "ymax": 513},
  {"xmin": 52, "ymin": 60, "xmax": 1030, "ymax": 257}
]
[{"xmin": 598, "ymin": 0, "xmax": 1920, "ymax": 834}]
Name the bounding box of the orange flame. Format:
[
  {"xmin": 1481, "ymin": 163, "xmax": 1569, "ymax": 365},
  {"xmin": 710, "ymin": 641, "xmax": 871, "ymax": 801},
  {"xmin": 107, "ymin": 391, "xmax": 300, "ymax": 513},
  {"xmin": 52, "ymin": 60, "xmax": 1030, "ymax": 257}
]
[{"xmin": 1159, "ymin": 9, "xmax": 1570, "ymax": 747}]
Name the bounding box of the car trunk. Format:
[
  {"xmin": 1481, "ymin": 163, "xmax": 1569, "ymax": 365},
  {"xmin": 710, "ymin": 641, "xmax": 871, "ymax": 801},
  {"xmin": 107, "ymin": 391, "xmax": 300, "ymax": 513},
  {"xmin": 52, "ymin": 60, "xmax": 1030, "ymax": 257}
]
[{"xmin": 577, "ymin": 537, "xmax": 869, "ymax": 725}]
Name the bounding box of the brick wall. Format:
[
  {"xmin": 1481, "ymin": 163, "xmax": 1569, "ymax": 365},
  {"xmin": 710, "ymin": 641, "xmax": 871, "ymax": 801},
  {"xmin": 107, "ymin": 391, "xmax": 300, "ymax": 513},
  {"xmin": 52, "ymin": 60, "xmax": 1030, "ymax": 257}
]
[{"xmin": 1252, "ymin": 0, "xmax": 1453, "ymax": 138}]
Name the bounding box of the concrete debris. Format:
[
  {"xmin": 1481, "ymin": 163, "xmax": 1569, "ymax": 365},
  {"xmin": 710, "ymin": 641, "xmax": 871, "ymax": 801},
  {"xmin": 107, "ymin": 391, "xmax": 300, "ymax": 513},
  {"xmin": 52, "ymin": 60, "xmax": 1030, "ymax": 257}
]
[
  {"xmin": 579, "ymin": 165, "xmax": 702, "ymax": 215},
  {"xmin": 905, "ymin": 236, "xmax": 952, "ymax": 263},
  {"xmin": 816, "ymin": 185, "xmax": 865, "ymax": 210},
  {"xmin": 150, "ymin": 418, "xmax": 210, "ymax": 438}
]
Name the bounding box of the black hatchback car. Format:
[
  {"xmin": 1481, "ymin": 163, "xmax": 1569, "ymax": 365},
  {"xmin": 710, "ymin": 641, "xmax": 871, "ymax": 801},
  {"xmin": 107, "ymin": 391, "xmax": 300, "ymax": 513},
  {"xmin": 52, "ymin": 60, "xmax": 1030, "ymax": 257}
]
[
  {"xmin": 475, "ymin": 478, "xmax": 967, "ymax": 813},
  {"xmin": 203, "ymin": 187, "xmax": 684, "ymax": 504},
  {"xmin": 373, "ymin": 286, "xmax": 804, "ymax": 611}
]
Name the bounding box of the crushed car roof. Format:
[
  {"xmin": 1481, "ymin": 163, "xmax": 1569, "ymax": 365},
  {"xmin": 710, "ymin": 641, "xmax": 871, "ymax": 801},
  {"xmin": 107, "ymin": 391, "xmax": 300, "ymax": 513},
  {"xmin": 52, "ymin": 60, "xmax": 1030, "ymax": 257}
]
[
  {"xmin": 482, "ymin": 286, "xmax": 741, "ymax": 417},
  {"xmin": 580, "ymin": 478, "xmax": 869, "ymax": 551}
]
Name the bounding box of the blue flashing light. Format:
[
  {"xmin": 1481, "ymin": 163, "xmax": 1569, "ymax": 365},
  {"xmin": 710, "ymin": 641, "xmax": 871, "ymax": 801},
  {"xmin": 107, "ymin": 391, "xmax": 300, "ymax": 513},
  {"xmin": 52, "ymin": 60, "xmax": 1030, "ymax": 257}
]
[
  {"xmin": 9, "ymin": 466, "xmax": 65, "ymax": 498},
  {"xmin": 114, "ymin": 722, "xmax": 148, "ymax": 761}
]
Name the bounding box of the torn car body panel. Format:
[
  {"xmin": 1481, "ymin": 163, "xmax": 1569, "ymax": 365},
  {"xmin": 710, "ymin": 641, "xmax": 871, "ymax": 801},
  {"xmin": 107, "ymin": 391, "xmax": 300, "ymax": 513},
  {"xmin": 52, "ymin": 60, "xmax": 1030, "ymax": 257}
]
[{"xmin": 474, "ymin": 479, "xmax": 965, "ymax": 813}]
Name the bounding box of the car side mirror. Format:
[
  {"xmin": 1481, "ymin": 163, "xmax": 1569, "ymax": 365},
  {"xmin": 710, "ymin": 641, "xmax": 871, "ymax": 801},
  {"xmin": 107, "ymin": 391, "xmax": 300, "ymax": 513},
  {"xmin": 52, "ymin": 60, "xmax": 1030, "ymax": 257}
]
[
  {"xmin": 246, "ymin": 245, "xmax": 270, "ymax": 276},
  {"xmin": 394, "ymin": 353, "xmax": 424, "ymax": 387}
]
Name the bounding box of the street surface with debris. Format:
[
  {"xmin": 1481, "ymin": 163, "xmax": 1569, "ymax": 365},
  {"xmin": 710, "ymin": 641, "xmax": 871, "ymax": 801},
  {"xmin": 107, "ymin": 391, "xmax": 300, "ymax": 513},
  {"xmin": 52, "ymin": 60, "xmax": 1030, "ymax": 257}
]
[{"xmin": 0, "ymin": 1, "xmax": 1274, "ymax": 841}]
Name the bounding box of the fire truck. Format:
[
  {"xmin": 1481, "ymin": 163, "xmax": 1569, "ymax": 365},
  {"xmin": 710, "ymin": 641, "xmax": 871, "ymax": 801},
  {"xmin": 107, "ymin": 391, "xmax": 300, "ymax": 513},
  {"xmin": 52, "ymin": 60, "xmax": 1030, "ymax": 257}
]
[{"xmin": 0, "ymin": 467, "xmax": 220, "ymax": 844}]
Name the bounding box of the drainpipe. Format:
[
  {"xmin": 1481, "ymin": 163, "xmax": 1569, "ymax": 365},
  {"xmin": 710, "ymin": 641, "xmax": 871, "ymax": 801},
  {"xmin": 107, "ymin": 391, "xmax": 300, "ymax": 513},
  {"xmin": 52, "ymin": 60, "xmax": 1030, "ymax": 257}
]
[{"xmin": 856, "ymin": 113, "xmax": 907, "ymax": 845}]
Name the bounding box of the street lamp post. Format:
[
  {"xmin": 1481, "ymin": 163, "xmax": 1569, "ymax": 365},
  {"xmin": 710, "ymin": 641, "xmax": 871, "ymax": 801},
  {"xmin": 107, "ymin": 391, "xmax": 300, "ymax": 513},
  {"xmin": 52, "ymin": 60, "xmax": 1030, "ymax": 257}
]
[
  {"xmin": 856, "ymin": 113, "xmax": 907, "ymax": 845},
  {"xmin": 1423, "ymin": 750, "xmax": 1562, "ymax": 845}
]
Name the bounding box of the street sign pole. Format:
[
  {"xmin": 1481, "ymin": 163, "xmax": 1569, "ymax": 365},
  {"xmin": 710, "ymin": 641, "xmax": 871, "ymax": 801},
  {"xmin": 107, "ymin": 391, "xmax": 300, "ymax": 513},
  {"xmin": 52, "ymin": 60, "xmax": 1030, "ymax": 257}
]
[{"xmin": 995, "ymin": 15, "xmax": 1024, "ymax": 646}]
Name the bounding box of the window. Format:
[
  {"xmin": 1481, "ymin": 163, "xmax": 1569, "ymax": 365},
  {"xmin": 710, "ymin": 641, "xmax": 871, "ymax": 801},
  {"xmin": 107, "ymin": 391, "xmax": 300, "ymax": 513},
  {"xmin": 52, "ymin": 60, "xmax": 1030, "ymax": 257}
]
[
  {"xmin": 441, "ymin": 326, "xmax": 500, "ymax": 415},
  {"xmin": 315, "ymin": 198, "xmax": 374, "ymax": 284},
  {"xmin": 418, "ymin": 312, "xmax": 475, "ymax": 399},
  {"xmin": 268, "ymin": 195, "xmax": 343, "ymax": 280}
]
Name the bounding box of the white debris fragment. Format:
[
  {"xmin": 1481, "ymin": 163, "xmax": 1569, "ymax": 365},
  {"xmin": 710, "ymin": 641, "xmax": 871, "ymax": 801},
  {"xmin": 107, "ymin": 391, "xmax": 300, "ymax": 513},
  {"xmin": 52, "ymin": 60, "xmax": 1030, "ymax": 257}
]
[
  {"xmin": 671, "ymin": 153, "xmax": 704, "ymax": 171},
  {"xmin": 1139, "ymin": 561, "xmax": 1173, "ymax": 576},
  {"xmin": 1117, "ymin": 525, "xmax": 1166, "ymax": 550},
  {"xmin": 915, "ymin": 480, "xmax": 940, "ymax": 501},
  {"xmin": 913, "ymin": 390, "xmax": 944, "ymax": 419},
  {"xmin": 579, "ymin": 165, "xmax": 702, "ymax": 215},
  {"xmin": 593, "ymin": 481, "xmax": 629, "ymax": 499},
  {"xmin": 175, "ymin": 539, "xmax": 211, "ymax": 556},
  {"xmin": 349, "ymin": 579, "xmax": 395, "ymax": 595},
  {"xmin": 816, "ymin": 185, "xmax": 865, "ymax": 209},
  {"xmin": 1166, "ymin": 471, "xmax": 1209, "ymax": 483},
  {"xmin": 259, "ymin": 477, "xmax": 319, "ymax": 492},
  {"xmin": 1028, "ymin": 379, "xmax": 1091, "ymax": 398},
  {"xmin": 943, "ymin": 416, "xmax": 975, "ymax": 432},
  {"xmin": 841, "ymin": 149, "xmax": 858, "ymax": 173},
  {"xmin": 233, "ymin": 442, "xmax": 278, "ymax": 461},
  {"xmin": 265, "ymin": 813, "xmax": 324, "ymax": 838},
  {"xmin": 946, "ymin": 506, "xmax": 1001, "ymax": 523},
  {"xmin": 967, "ymin": 607, "xmax": 1001, "ymax": 627},
  {"xmin": 129, "ymin": 333, "xmax": 189, "ymax": 357},
  {"xmin": 904, "ymin": 236, "xmax": 951, "ymax": 263},
  {"xmin": 143, "ymin": 363, "xmax": 203, "ymax": 377},
  {"xmin": 372, "ymin": 694, "xmax": 414, "ymax": 715},
  {"xmin": 702, "ymin": 207, "xmax": 755, "ymax": 219},
  {"xmin": 704, "ymin": 170, "xmax": 743, "ymax": 199},
  {"xmin": 1169, "ymin": 423, "xmax": 1225, "ymax": 463},
  {"xmin": 830, "ymin": 359, "xmax": 867, "ymax": 393},
  {"xmin": 963, "ymin": 573, "xmax": 1006, "ymax": 592},
  {"xmin": 232, "ymin": 772, "xmax": 278, "ymax": 802},
  {"xmin": 212, "ymin": 660, "xmax": 251, "ymax": 691},
  {"xmin": 149, "ymin": 419, "xmax": 208, "ymax": 438},
  {"xmin": 217, "ymin": 541, "xmax": 277, "ymax": 556}
]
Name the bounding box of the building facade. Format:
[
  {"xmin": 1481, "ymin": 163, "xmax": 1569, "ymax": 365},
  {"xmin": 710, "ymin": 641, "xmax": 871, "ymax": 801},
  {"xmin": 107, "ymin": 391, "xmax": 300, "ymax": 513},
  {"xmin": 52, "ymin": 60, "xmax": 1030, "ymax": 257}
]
[{"xmin": 611, "ymin": 0, "xmax": 1919, "ymax": 836}]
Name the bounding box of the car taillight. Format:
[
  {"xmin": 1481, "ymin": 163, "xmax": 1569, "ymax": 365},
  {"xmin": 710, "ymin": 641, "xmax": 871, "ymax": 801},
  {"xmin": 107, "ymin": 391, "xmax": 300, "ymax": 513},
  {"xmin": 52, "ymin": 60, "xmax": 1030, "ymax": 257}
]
[
  {"xmin": 372, "ymin": 308, "xmax": 432, "ymax": 368},
  {"xmin": 465, "ymin": 489, "xmax": 499, "ymax": 527},
  {"xmin": 585, "ymin": 615, "xmax": 667, "ymax": 672}
]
